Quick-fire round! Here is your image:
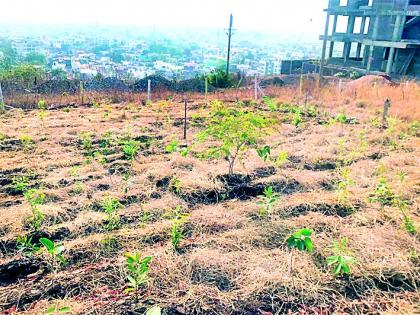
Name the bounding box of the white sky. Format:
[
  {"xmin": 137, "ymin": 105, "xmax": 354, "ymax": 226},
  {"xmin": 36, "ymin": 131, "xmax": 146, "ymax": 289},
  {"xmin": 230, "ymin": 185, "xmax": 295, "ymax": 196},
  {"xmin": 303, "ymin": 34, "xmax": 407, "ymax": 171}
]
[{"xmin": 1, "ymin": 0, "xmax": 328, "ymax": 35}]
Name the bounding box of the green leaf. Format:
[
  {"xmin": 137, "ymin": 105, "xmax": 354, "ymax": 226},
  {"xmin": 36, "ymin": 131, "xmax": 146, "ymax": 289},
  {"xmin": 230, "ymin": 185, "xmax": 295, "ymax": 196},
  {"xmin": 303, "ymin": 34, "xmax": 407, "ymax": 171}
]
[
  {"xmin": 300, "ymin": 228, "xmax": 313, "ymax": 236},
  {"xmin": 304, "ymin": 237, "xmax": 313, "ymax": 252},
  {"xmin": 59, "ymin": 306, "xmax": 71, "ymax": 313},
  {"xmin": 40, "ymin": 238, "xmax": 54, "ymax": 251}
]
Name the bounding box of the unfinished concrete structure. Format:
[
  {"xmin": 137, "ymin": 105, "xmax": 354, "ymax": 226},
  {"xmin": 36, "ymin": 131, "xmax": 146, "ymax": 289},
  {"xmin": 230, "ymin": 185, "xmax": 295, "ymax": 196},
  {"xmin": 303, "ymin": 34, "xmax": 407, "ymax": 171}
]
[{"xmin": 320, "ymin": 0, "xmax": 420, "ymax": 77}]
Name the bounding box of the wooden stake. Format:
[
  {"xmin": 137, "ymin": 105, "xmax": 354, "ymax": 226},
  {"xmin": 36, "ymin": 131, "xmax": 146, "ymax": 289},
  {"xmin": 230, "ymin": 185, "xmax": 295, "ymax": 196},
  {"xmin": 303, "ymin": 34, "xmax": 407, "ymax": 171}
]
[
  {"xmin": 183, "ymin": 99, "xmax": 187, "ymax": 140},
  {"xmin": 382, "ymin": 98, "xmax": 391, "ymax": 129}
]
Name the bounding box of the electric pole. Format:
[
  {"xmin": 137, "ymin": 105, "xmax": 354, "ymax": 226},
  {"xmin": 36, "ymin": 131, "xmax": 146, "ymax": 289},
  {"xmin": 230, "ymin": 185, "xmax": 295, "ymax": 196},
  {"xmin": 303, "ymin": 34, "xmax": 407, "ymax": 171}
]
[{"xmin": 226, "ymin": 14, "xmax": 233, "ymax": 75}]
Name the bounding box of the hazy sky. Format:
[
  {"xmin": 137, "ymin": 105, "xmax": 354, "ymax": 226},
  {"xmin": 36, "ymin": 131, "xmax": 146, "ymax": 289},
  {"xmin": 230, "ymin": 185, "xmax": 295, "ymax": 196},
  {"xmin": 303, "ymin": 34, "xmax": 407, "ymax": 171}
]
[{"xmin": 2, "ymin": 0, "xmax": 328, "ymax": 35}]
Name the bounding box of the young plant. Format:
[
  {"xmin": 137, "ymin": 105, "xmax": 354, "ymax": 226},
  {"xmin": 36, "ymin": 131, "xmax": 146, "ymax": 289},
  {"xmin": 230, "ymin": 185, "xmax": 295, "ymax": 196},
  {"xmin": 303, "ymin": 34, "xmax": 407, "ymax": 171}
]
[
  {"xmin": 24, "ymin": 188, "xmax": 45, "ymax": 230},
  {"xmin": 100, "ymin": 196, "xmax": 122, "ymax": 231},
  {"xmin": 169, "ymin": 176, "xmax": 182, "ymax": 194},
  {"xmin": 256, "ymin": 145, "xmax": 271, "ymax": 162},
  {"xmin": 335, "ymin": 167, "xmax": 354, "ymax": 206},
  {"xmin": 79, "ymin": 132, "xmax": 95, "ymax": 157},
  {"xmin": 124, "ymin": 252, "xmax": 152, "ymax": 293},
  {"xmin": 274, "ymin": 150, "xmax": 288, "ymax": 167},
  {"xmin": 121, "ymin": 139, "xmax": 140, "ymax": 160},
  {"xmin": 287, "ymin": 228, "xmax": 314, "ymax": 252},
  {"xmin": 16, "ymin": 235, "xmax": 40, "ymax": 257},
  {"xmin": 10, "ymin": 175, "xmax": 30, "ymax": 194},
  {"xmin": 262, "ymin": 96, "xmax": 278, "ymax": 112},
  {"xmin": 170, "ymin": 222, "xmax": 183, "ymax": 251},
  {"xmin": 44, "ymin": 303, "xmax": 71, "ymax": 314},
  {"xmin": 326, "ymin": 237, "xmax": 355, "ymax": 277},
  {"xmin": 256, "ymin": 186, "xmax": 279, "ymax": 216},
  {"xmin": 198, "ymin": 104, "xmax": 274, "ymax": 175},
  {"xmin": 39, "ymin": 237, "xmax": 66, "ymax": 271},
  {"xmin": 20, "ymin": 134, "xmax": 33, "ymax": 151},
  {"xmin": 369, "ymin": 177, "xmax": 396, "ymax": 207}
]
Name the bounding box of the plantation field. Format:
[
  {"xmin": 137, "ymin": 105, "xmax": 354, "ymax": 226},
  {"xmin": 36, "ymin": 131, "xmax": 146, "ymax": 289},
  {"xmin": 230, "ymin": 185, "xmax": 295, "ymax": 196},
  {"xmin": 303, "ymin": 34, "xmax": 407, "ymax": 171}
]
[{"xmin": 0, "ymin": 84, "xmax": 419, "ymax": 314}]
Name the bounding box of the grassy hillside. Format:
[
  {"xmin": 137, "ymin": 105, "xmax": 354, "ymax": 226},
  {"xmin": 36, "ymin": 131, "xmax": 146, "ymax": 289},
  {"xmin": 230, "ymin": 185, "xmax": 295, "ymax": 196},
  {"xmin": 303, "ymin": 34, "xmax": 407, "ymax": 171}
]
[{"xmin": 0, "ymin": 80, "xmax": 419, "ymax": 314}]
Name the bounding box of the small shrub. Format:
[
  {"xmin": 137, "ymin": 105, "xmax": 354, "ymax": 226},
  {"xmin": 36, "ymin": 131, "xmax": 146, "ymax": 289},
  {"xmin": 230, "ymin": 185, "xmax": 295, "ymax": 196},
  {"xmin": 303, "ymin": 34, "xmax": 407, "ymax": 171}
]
[
  {"xmin": 121, "ymin": 139, "xmax": 140, "ymax": 160},
  {"xmin": 100, "ymin": 196, "xmax": 122, "ymax": 231},
  {"xmin": 10, "ymin": 175, "xmax": 30, "ymax": 194},
  {"xmin": 24, "ymin": 188, "xmax": 45, "ymax": 230},
  {"xmin": 40, "ymin": 237, "xmax": 66, "ymax": 271},
  {"xmin": 124, "ymin": 252, "xmax": 152, "ymax": 292},
  {"xmin": 20, "ymin": 134, "xmax": 33, "ymax": 151},
  {"xmin": 369, "ymin": 177, "xmax": 395, "ymax": 207},
  {"xmin": 256, "ymin": 186, "xmax": 279, "ymax": 217},
  {"xmin": 287, "ymin": 228, "xmax": 314, "ymax": 252},
  {"xmin": 326, "ymin": 237, "xmax": 355, "ymax": 276},
  {"xmin": 256, "ymin": 145, "xmax": 271, "ymax": 162},
  {"xmin": 16, "ymin": 235, "xmax": 40, "ymax": 257}
]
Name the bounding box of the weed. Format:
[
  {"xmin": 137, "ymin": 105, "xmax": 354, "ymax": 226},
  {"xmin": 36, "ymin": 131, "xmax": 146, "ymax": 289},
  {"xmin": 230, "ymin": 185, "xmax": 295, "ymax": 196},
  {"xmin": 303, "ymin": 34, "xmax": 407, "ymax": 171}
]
[
  {"xmin": 16, "ymin": 235, "xmax": 40, "ymax": 257},
  {"xmin": 99, "ymin": 235, "xmax": 120, "ymax": 255},
  {"xmin": 256, "ymin": 186, "xmax": 279, "ymax": 217},
  {"xmin": 40, "ymin": 237, "xmax": 66, "ymax": 271},
  {"xmin": 256, "ymin": 145, "xmax": 271, "ymax": 162},
  {"xmin": 37, "ymin": 100, "xmax": 47, "ymax": 110},
  {"xmin": 170, "ymin": 222, "xmax": 183, "ymax": 251},
  {"xmin": 287, "ymin": 228, "xmax": 314, "ymax": 252},
  {"xmin": 69, "ymin": 182, "xmax": 84, "ymax": 195},
  {"xmin": 68, "ymin": 166, "xmax": 79, "ymax": 177},
  {"xmin": 124, "ymin": 252, "xmax": 152, "ymax": 293},
  {"xmin": 326, "ymin": 237, "xmax": 355, "ymax": 277}
]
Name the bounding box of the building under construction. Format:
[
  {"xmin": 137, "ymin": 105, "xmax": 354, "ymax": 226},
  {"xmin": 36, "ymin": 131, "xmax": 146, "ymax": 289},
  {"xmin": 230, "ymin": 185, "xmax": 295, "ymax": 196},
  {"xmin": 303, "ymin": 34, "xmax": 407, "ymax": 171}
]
[{"xmin": 320, "ymin": 0, "xmax": 420, "ymax": 77}]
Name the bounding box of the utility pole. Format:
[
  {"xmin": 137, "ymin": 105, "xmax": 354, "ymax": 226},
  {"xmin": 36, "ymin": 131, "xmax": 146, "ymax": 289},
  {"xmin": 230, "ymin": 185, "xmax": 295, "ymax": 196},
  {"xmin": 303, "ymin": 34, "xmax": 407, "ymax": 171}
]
[
  {"xmin": 226, "ymin": 14, "xmax": 233, "ymax": 75},
  {"xmin": 0, "ymin": 82, "xmax": 4, "ymax": 105}
]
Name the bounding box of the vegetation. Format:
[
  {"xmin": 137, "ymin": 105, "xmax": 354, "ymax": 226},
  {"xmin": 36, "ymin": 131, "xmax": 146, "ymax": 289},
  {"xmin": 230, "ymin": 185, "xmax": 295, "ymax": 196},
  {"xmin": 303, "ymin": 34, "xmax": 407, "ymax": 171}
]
[
  {"xmin": 287, "ymin": 228, "xmax": 314, "ymax": 252},
  {"xmin": 0, "ymin": 83, "xmax": 419, "ymax": 314},
  {"xmin": 326, "ymin": 238, "xmax": 355, "ymax": 277},
  {"xmin": 198, "ymin": 101, "xmax": 275, "ymax": 175},
  {"xmin": 124, "ymin": 252, "xmax": 152, "ymax": 292},
  {"xmin": 256, "ymin": 186, "xmax": 279, "ymax": 217}
]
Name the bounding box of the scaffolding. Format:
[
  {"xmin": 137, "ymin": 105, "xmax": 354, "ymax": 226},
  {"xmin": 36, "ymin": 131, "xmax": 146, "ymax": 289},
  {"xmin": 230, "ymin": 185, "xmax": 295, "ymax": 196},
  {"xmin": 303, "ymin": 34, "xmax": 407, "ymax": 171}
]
[{"xmin": 320, "ymin": 0, "xmax": 420, "ymax": 77}]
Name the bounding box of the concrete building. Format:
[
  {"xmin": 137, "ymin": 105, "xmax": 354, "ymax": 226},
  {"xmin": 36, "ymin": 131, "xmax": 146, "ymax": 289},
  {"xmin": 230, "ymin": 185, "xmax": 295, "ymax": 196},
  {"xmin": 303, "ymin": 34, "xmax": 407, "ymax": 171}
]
[{"xmin": 320, "ymin": 0, "xmax": 420, "ymax": 77}]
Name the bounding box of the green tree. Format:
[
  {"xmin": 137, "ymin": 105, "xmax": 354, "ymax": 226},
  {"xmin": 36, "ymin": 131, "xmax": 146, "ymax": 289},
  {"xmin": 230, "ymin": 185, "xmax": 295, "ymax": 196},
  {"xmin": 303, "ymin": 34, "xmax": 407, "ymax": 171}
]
[
  {"xmin": 0, "ymin": 64, "xmax": 46, "ymax": 89},
  {"xmin": 198, "ymin": 101, "xmax": 274, "ymax": 175},
  {"xmin": 24, "ymin": 52, "xmax": 47, "ymax": 65}
]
